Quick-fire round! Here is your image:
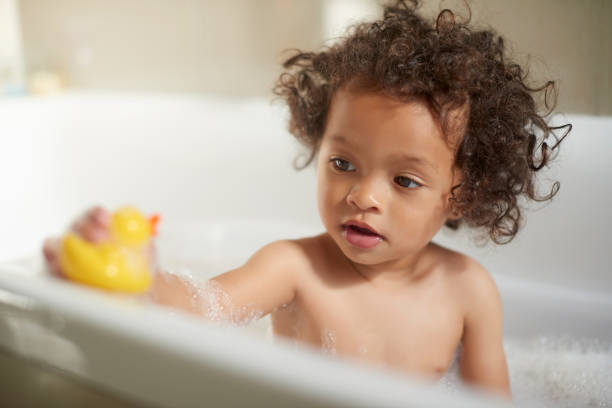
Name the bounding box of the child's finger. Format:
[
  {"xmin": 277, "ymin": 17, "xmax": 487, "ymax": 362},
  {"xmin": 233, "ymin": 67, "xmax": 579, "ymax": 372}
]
[
  {"xmin": 71, "ymin": 207, "xmax": 102, "ymax": 232},
  {"xmin": 70, "ymin": 216, "xmax": 107, "ymax": 243},
  {"xmin": 80, "ymin": 222, "xmax": 109, "ymax": 243},
  {"xmin": 42, "ymin": 237, "xmax": 58, "ymax": 263},
  {"xmin": 42, "ymin": 237, "xmax": 65, "ymax": 278},
  {"xmin": 87, "ymin": 206, "xmax": 110, "ymax": 227},
  {"xmin": 70, "ymin": 217, "xmax": 88, "ymax": 236}
]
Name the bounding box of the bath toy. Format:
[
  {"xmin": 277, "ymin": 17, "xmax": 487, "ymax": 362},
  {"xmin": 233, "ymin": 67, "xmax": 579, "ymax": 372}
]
[{"xmin": 59, "ymin": 206, "xmax": 160, "ymax": 293}]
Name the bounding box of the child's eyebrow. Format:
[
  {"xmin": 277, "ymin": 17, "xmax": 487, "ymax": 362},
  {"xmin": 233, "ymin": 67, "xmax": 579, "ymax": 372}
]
[
  {"xmin": 330, "ymin": 134, "xmax": 351, "ymax": 145},
  {"xmin": 330, "ymin": 134, "xmax": 437, "ymax": 175},
  {"xmin": 392, "ymin": 153, "xmax": 438, "ymax": 175}
]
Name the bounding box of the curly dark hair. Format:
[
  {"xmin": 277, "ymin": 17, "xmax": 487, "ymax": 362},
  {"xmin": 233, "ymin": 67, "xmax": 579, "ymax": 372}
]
[{"xmin": 273, "ymin": 0, "xmax": 571, "ymax": 245}]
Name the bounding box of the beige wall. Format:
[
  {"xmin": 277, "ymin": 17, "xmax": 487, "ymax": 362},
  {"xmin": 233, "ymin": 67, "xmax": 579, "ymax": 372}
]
[
  {"xmin": 418, "ymin": 0, "xmax": 612, "ymax": 116},
  {"xmin": 18, "ymin": 0, "xmax": 612, "ymax": 115},
  {"xmin": 19, "ymin": 0, "xmax": 324, "ymax": 97}
]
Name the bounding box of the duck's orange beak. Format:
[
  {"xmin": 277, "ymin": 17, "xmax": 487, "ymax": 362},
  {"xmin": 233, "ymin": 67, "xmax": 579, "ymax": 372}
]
[{"xmin": 148, "ymin": 214, "xmax": 161, "ymax": 237}]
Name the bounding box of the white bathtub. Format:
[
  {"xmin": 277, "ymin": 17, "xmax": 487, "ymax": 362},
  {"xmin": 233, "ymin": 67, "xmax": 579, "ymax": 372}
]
[{"xmin": 0, "ymin": 92, "xmax": 610, "ymax": 407}]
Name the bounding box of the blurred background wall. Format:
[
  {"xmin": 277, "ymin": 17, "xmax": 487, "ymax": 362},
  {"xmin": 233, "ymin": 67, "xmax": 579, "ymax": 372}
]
[{"xmin": 2, "ymin": 0, "xmax": 611, "ymax": 115}]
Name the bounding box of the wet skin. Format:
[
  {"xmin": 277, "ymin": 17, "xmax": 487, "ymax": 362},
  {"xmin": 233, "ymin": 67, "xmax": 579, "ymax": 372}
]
[{"xmin": 271, "ymin": 234, "xmax": 468, "ymax": 377}]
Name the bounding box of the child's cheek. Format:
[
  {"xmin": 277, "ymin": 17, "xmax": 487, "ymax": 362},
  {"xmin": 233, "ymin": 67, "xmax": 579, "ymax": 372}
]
[
  {"xmin": 316, "ymin": 171, "xmax": 330, "ymax": 219},
  {"xmin": 316, "ymin": 172, "xmax": 343, "ymax": 227}
]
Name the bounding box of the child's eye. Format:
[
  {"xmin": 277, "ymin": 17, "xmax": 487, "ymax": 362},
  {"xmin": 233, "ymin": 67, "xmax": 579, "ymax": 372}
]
[
  {"xmin": 330, "ymin": 158, "xmax": 356, "ymax": 172},
  {"xmin": 394, "ymin": 176, "xmax": 421, "ymax": 189}
]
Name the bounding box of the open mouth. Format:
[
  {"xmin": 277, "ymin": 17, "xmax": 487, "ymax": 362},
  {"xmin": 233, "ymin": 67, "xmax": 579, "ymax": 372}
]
[
  {"xmin": 346, "ymin": 224, "xmax": 380, "ymax": 237},
  {"xmin": 342, "ymin": 223, "xmax": 384, "ymax": 249}
]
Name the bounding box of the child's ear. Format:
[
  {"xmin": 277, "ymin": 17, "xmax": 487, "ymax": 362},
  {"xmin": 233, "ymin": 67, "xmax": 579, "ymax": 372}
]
[
  {"xmin": 446, "ymin": 171, "xmax": 464, "ymax": 221},
  {"xmin": 445, "ymin": 196, "xmax": 463, "ymax": 221},
  {"xmin": 447, "ymin": 208, "xmax": 463, "ymax": 221}
]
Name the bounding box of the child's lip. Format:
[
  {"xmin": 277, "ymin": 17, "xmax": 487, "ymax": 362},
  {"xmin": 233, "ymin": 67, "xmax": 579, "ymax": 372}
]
[{"xmin": 341, "ymin": 220, "xmax": 384, "ymax": 239}]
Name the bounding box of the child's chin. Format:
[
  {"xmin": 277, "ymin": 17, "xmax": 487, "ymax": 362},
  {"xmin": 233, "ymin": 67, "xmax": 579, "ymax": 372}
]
[{"xmin": 334, "ymin": 239, "xmax": 387, "ymax": 265}]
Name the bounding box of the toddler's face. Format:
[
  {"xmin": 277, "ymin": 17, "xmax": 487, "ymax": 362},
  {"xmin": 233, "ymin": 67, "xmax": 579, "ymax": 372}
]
[{"xmin": 316, "ymin": 89, "xmax": 463, "ymax": 267}]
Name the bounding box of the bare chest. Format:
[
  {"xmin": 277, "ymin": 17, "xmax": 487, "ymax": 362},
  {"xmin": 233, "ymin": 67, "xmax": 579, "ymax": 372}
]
[{"xmin": 271, "ymin": 279, "xmax": 464, "ymax": 376}]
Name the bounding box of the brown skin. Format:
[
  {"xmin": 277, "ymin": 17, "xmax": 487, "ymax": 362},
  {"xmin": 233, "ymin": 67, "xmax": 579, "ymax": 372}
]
[{"xmin": 43, "ymin": 90, "xmax": 511, "ymax": 399}]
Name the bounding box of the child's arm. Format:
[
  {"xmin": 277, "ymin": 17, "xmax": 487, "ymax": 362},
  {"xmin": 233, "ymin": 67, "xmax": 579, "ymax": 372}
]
[
  {"xmin": 458, "ymin": 262, "xmax": 511, "ymax": 399},
  {"xmin": 149, "ymin": 240, "xmax": 303, "ymax": 322},
  {"xmin": 43, "ymin": 207, "xmax": 303, "ymax": 323}
]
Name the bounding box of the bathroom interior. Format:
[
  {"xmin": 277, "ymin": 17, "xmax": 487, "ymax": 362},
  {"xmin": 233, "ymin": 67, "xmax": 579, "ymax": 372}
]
[{"xmin": 0, "ymin": 0, "xmax": 611, "ymax": 407}]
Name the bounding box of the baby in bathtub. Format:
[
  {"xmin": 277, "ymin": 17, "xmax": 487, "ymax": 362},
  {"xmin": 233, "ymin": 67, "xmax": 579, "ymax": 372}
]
[{"xmin": 43, "ymin": 0, "xmax": 571, "ymax": 400}]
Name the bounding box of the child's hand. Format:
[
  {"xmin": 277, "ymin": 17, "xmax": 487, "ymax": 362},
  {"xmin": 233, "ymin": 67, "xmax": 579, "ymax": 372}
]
[{"xmin": 42, "ymin": 206, "xmax": 111, "ymax": 278}]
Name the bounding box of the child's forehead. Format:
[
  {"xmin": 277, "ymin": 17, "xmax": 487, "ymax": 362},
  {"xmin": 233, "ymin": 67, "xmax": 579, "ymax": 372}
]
[
  {"xmin": 325, "ymin": 86, "xmax": 468, "ymax": 151},
  {"xmin": 327, "ymin": 88, "xmax": 431, "ymax": 125},
  {"xmin": 325, "ymin": 89, "xmax": 438, "ymax": 141}
]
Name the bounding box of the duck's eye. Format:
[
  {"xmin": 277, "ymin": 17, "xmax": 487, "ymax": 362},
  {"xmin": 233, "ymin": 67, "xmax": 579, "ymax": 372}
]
[
  {"xmin": 394, "ymin": 176, "xmax": 421, "ymax": 189},
  {"xmin": 330, "ymin": 158, "xmax": 355, "ymax": 172}
]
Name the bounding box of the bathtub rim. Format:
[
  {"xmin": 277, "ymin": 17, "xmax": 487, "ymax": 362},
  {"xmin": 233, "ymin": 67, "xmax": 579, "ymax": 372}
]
[{"xmin": 0, "ymin": 256, "xmax": 513, "ymax": 408}]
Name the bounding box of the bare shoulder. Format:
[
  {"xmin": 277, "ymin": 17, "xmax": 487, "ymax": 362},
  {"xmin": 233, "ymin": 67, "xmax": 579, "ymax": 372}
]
[
  {"xmin": 277, "ymin": 233, "xmax": 347, "ymax": 283},
  {"xmin": 249, "ymin": 234, "xmax": 328, "ymax": 272},
  {"xmin": 457, "ymin": 255, "xmax": 501, "ymax": 310},
  {"xmin": 429, "ymin": 243, "xmax": 501, "ymax": 311},
  {"xmin": 208, "ymin": 237, "xmax": 320, "ymax": 315},
  {"xmin": 431, "ymin": 246, "xmax": 510, "ymax": 396},
  {"xmin": 433, "ymin": 244, "xmax": 495, "ymax": 291},
  {"xmin": 452, "ymin": 255, "xmax": 503, "ymax": 336},
  {"xmin": 275, "ymin": 233, "xmax": 334, "ymax": 259},
  {"xmin": 252, "ymin": 238, "xmax": 306, "ymax": 258},
  {"xmin": 248, "ymin": 238, "xmax": 311, "ymax": 269}
]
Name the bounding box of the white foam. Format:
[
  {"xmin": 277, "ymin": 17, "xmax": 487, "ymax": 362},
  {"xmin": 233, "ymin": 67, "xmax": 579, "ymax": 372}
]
[
  {"xmin": 438, "ymin": 336, "xmax": 612, "ymax": 407},
  {"xmin": 159, "ymin": 268, "xmax": 264, "ymax": 327},
  {"xmin": 321, "ymin": 328, "xmax": 337, "ymax": 356},
  {"xmin": 504, "ymin": 335, "xmax": 612, "ymax": 407}
]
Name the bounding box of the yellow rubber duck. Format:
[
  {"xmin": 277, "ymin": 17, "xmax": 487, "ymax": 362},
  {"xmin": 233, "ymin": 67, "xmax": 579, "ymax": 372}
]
[{"xmin": 59, "ymin": 206, "xmax": 160, "ymax": 293}]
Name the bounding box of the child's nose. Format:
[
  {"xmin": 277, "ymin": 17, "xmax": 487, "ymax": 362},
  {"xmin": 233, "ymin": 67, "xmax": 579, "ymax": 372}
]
[{"xmin": 346, "ymin": 177, "xmax": 384, "ymax": 212}]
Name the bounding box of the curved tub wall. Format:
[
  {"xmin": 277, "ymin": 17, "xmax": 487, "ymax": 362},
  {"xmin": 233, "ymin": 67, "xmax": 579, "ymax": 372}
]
[
  {"xmin": 1, "ymin": 93, "xmax": 610, "ymax": 293},
  {"xmin": 0, "ymin": 93, "xmax": 610, "ymax": 407},
  {"xmin": 0, "ymin": 256, "xmax": 517, "ymax": 408},
  {"xmin": 0, "ymin": 93, "xmax": 320, "ymax": 258}
]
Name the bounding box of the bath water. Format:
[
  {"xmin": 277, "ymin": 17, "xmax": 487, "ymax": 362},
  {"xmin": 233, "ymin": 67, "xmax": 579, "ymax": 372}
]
[{"xmin": 502, "ymin": 335, "xmax": 611, "ymax": 407}]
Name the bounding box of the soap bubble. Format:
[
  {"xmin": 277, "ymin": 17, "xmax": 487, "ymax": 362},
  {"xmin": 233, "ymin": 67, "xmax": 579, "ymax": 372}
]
[
  {"xmin": 161, "ymin": 268, "xmax": 264, "ymax": 327},
  {"xmin": 504, "ymin": 335, "xmax": 612, "ymax": 408},
  {"xmin": 437, "ymin": 335, "xmax": 612, "ymax": 407},
  {"xmin": 321, "ymin": 328, "xmax": 337, "ymax": 356}
]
